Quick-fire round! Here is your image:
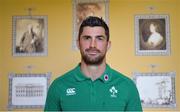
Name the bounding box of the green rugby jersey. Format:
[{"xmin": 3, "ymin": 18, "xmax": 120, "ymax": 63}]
[{"xmin": 44, "ymin": 64, "xmax": 142, "ymax": 111}]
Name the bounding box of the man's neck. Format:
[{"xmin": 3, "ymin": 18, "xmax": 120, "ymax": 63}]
[{"xmin": 80, "ymin": 61, "xmax": 106, "ymax": 81}]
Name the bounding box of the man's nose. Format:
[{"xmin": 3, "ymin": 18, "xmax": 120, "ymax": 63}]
[{"xmin": 90, "ymin": 38, "xmax": 97, "ymax": 48}]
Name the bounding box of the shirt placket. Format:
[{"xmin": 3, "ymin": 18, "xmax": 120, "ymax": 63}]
[{"xmin": 90, "ymin": 80, "xmax": 96, "ymax": 107}]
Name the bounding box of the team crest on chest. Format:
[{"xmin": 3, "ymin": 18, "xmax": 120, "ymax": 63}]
[{"xmin": 109, "ymin": 86, "xmax": 118, "ymax": 98}]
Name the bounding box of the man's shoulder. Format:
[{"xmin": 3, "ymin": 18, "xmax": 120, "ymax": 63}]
[
  {"xmin": 53, "ymin": 66, "xmax": 77, "ymax": 84},
  {"xmin": 110, "ymin": 68, "xmax": 135, "ymax": 85}
]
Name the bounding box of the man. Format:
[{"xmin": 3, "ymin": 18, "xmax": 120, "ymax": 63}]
[
  {"xmin": 19, "ymin": 24, "xmax": 36, "ymax": 53},
  {"xmin": 19, "ymin": 22, "xmax": 44, "ymax": 53},
  {"xmin": 44, "ymin": 16, "xmax": 142, "ymax": 111}
]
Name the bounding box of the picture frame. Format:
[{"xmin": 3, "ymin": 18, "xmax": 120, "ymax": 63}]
[
  {"xmin": 135, "ymin": 14, "xmax": 170, "ymax": 56},
  {"xmin": 72, "ymin": 0, "xmax": 109, "ymax": 50},
  {"xmin": 8, "ymin": 72, "xmax": 51, "ymax": 110},
  {"xmin": 12, "ymin": 16, "xmax": 48, "ymax": 56},
  {"xmin": 133, "ymin": 72, "xmax": 176, "ymax": 108}
]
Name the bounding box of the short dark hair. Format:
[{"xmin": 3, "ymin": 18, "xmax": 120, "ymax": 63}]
[{"xmin": 78, "ymin": 16, "xmax": 109, "ymax": 41}]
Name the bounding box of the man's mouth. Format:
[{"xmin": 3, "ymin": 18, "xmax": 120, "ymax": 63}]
[
  {"xmin": 86, "ymin": 49, "xmax": 100, "ymax": 55},
  {"xmin": 88, "ymin": 51, "xmax": 98, "ymax": 55}
]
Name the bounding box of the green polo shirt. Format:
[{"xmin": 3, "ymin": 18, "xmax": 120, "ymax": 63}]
[{"xmin": 44, "ymin": 64, "xmax": 142, "ymax": 111}]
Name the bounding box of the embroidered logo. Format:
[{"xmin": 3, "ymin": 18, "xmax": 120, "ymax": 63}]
[
  {"xmin": 66, "ymin": 88, "xmax": 76, "ymax": 96},
  {"xmin": 104, "ymin": 74, "xmax": 109, "ymax": 81},
  {"xmin": 109, "ymin": 86, "xmax": 118, "ymax": 98}
]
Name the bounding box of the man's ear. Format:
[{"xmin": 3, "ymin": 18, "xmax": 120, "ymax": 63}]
[
  {"xmin": 107, "ymin": 41, "xmax": 111, "ymax": 51},
  {"xmin": 76, "ymin": 39, "xmax": 80, "ymax": 50}
]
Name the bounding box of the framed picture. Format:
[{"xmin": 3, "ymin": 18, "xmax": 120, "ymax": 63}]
[
  {"xmin": 135, "ymin": 14, "xmax": 170, "ymax": 56},
  {"xmin": 72, "ymin": 0, "xmax": 109, "ymax": 49},
  {"xmin": 12, "ymin": 16, "xmax": 48, "ymax": 56},
  {"xmin": 133, "ymin": 72, "xmax": 176, "ymax": 108},
  {"xmin": 8, "ymin": 73, "xmax": 51, "ymax": 110}
]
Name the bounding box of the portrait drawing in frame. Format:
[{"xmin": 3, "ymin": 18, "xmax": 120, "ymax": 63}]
[
  {"xmin": 133, "ymin": 72, "xmax": 176, "ymax": 108},
  {"xmin": 135, "ymin": 14, "xmax": 170, "ymax": 56},
  {"xmin": 12, "ymin": 16, "xmax": 48, "ymax": 56},
  {"xmin": 8, "ymin": 73, "xmax": 51, "ymax": 110},
  {"xmin": 72, "ymin": 0, "xmax": 109, "ymax": 49}
]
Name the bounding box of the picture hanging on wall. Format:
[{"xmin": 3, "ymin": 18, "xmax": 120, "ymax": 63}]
[
  {"xmin": 8, "ymin": 73, "xmax": 51, "ymax": 110},
  {"xmin": 135, "ymin": 14, "xmax": 170, "ymax": 56},
  {"xmin": 72, "ymin": 0, "xmax": 109, "ymax": 50},
  {"xmin": 133, "ymin": 72, "xmax": 176, "ymax": 108},
  {"xmin": 12, "ymin": 16, "xmax": 48, "ymax": 56}
]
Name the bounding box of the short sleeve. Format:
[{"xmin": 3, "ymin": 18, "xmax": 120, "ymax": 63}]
[
  {"xmin": 44, "ymin": 80, "xmax": 61, "ymax": 111},
  {"xmin": 125, "ymin": 80, "xmax": 142, "ymax": 111}
]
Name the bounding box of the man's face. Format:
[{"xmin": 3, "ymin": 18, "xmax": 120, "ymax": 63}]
[
  {"xmin": 78, "ymin": 26, "xmax": 111, "ymax": 65},
  {"xmin": 33, "ymin": 23, "xmax": 41, "ymax": 35}
]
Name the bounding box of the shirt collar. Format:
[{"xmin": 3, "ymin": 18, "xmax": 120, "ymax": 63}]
[
  {"xmin": 74, "ymin": 63, "xmax": 89, "ymax": 81},
  {"xmin": 98, "ymin": 64, "xmax": 112, "ymax": 83},
  {"xmin": 74, "ymin": 63, "xmax": 112, "ymax": 83}
]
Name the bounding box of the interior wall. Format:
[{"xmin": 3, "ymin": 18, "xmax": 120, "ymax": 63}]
[
  {"xmin": 177, "ymin": 1, "xmax": 180, "ymax": 109},
  {"xmin": 0, "ymin": 0, "xmax": 80, "ymax": 110},
  {"xmin": 0, "ymin": 0, "xmax": 179, "ymax": 111},
  {"xmin": 108, "ymin": 1, "xmax": 179, "ymax": 111},
  {"xmin": 0, "ymin": 1, "xmax": 5, "ymax": 109}
]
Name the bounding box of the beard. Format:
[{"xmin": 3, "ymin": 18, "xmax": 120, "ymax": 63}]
[{"xmin": 81, "ymin": 48, "xmax": 106, "ymax": 65}]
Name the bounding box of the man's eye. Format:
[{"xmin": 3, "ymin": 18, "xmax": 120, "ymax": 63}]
[
  {"xmin": 97, "ymin": 36, "xmax": 105, "ymax": 41},
  {"xmin": 83, "ymin": 36, "xmax": 91, "ymax": 40},
  {"xmin": 85, "ymin": 37, "xmax": 90, "ymax": 39}
]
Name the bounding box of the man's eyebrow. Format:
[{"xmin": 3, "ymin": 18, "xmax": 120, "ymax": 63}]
[
  {"xmin": 96, "ymin": 35, "xmax": 106, "ymax": 38},
  {"xmin": 81, "ymin": 35, "xmax": 106, "ymax": 39},
  {"xmin": 81, "ymin": 35, "xmax": 91, "ymax": 38}
]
